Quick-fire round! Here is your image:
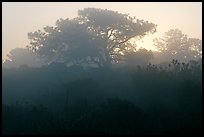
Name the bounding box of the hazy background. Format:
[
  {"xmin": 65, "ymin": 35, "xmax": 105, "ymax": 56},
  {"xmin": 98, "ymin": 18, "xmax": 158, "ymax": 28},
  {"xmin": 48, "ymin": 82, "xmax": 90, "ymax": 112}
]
[{"xmin": 2, "ymin": 2, "xmax": 202, "ymax": 61}]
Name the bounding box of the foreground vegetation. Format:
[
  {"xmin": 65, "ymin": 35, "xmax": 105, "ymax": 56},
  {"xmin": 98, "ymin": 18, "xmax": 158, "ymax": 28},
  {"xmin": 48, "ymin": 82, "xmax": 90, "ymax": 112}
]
[{"xmin": 2, "ymin": 59, "xmax": 202, "ymax": 135}]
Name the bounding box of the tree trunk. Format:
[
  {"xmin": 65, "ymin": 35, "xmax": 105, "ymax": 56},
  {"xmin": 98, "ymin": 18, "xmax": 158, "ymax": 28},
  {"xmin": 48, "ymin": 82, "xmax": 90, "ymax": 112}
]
[{"xmin": 104, "ymin": 49, "xmax": 111, "ymax": 67}]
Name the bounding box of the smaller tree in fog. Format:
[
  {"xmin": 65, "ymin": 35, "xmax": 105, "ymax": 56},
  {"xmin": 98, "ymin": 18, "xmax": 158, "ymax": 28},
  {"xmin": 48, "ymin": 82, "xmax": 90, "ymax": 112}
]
[
  {"xmin": 153, "ymin": 29, "xmax": 202, "ymax": 62},
  {"xmin": 3, "ymin": 48, "xmax": 44, "ymax": 68}
]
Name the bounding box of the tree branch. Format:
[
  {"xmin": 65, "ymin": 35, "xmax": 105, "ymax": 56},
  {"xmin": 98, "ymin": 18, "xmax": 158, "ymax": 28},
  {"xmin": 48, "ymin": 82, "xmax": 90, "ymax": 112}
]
[
  {"xmin": 107, "ymin": 29, "xmax": 114, "ymax": 39},
  {"xmin": 109, "ymin": 35, "xmax": 137, "ymax": 52},
  {"xmin": 118, "ymin": 35, "xmax": 137, "ymax": 45}
]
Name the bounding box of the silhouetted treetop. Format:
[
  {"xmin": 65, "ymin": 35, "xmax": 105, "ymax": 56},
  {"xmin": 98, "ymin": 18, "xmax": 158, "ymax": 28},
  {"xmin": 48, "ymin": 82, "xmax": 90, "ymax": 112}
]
[
  {"xmin": 27, "ymin": 8, "xmax": 157, "ymax": 67},
  {"xmin": 153, "ymin": 29, "xmax": 202, "ymax": 62}
]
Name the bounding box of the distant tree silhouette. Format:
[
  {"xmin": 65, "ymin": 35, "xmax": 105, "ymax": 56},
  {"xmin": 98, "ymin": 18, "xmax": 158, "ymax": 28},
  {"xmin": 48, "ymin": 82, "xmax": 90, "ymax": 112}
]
[
  {"xmin": 124, "ymin": 48, "xmax": 154, "ymax": 67},
  {"xmin": 153, "ymin": 29, "xmax": 202, "ymax": 62},
  {"xmin": 27, "ymin": 8, "xmax": 156, "ymax": 67},
  {"xmin": 3, "ymin": 48, "xmax": 44, "ymax": 68}
]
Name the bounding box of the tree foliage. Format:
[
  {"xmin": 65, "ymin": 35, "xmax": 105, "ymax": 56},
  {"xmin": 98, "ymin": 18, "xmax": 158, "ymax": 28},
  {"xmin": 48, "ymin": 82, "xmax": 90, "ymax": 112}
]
[
  {"xmin": 27, "ymin": 8, "xmax": 156, "ymax": 67},
  {"xmin": 153, "ymin": 29, "xmax": 202, "ymax": 62}
]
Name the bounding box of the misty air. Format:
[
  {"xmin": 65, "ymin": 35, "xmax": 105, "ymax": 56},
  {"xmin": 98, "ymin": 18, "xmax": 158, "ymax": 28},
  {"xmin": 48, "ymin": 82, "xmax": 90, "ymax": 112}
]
[{"xmin": 2, "ymin": 3, "xmax": 202, "ymax": 135}]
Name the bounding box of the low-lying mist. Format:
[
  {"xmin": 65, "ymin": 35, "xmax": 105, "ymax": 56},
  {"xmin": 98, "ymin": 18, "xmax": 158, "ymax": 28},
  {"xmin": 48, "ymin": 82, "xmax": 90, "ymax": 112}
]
[{"xmin": 2, "ymin": 8, "xmax": 202, "ymax": 135}]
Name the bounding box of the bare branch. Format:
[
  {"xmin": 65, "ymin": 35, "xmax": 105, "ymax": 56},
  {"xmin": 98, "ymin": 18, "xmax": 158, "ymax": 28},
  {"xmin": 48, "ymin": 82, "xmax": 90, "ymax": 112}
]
[
  {"xmin": 108, "ymin": 35, "xmax": 137, "ymax": 52},
  {"xmin": 118, "ymin": 35, "xmax": 137, "ymax": 45}
]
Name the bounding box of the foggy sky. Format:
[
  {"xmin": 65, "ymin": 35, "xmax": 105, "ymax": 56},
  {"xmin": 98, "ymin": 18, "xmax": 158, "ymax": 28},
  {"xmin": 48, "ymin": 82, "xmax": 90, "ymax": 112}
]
[{"xmin": 2, "ymin": 2, "xmax": 202, "ymax": 61}]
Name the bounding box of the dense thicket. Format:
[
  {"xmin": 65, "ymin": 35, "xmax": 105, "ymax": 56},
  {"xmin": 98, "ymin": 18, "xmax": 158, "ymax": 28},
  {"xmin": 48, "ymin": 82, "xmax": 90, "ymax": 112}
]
[{"xmin": 2, "ymin": 59, "xmax": 202, "ymax": 135}]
